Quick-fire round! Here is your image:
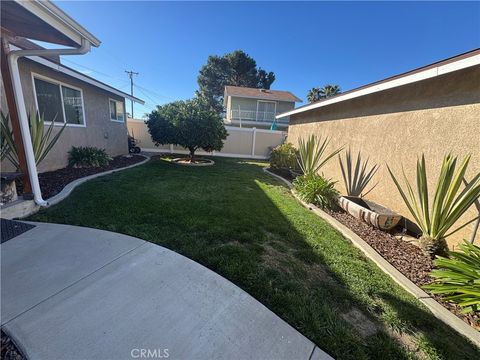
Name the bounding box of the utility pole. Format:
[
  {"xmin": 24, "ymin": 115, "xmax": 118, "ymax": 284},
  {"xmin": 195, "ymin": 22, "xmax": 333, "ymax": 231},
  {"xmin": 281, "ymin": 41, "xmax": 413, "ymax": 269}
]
[{"xmin": 125, "ymin": 70, "xmax": 138, "ymax": 118}]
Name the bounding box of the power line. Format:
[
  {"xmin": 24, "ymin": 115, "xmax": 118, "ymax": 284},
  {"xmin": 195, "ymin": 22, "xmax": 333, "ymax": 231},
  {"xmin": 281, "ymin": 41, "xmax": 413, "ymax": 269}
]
[
  {"xmin": 135, "ymin": 84, "xmax": 174, "ymax": 102},
  {"xmin": 135, "ymin": 87, "xmax": 162, "ymax": 106}
]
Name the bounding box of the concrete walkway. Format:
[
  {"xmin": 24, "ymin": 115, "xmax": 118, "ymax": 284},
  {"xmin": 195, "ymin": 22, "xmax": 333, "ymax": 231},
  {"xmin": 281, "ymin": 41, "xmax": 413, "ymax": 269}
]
[{"xmin": 1, "ymin": 222, "xmax": 332, "ymax": 360}]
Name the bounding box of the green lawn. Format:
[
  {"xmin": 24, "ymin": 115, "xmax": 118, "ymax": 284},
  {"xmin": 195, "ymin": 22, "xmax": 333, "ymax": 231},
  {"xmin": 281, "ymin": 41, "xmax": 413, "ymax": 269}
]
[{"xmin": 30, "ymin": 157, "xmax": 478, "ymax": 359}]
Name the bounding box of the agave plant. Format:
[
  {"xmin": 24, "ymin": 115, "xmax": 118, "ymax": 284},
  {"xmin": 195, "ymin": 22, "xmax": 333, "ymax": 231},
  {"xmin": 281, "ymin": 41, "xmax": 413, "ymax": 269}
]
[
  {"xmin": 0, "ymin": 111, "xmax": 66, "ymax": 170},
  {"xmin": 388, "ymin": 154, "xmax": 480, "ymax": 257},
  {"xmin": 297, "ymin": 134, "xmax": 343, "ymax": 176},
  {"xmin": 1, "ymin": 112, "xmax": 16, "ymax": 165},
  {"xmin": 338, "ymin": 148, "xmax": 379, "ymax": 197},
  {"xmin": 424, "ymin": 241, "xmax": 480, "ymax": 313}
]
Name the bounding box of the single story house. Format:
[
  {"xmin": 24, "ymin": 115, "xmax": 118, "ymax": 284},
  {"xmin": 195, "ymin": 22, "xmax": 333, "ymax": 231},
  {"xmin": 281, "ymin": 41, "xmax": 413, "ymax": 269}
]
[
  {"xmin": 223, "ymin": 86, "xmax": 301, "ymax": 129},
  {"xmin": 277, "ymin": 49, "xmax": 480, "ymax": 248},
  {"xmin": 1, "ymin": 38, "xmax": 144, "ymax": 172},
  {"xmin": 0, "ymin": 0, "xmax": 144, "ymax": 205}
]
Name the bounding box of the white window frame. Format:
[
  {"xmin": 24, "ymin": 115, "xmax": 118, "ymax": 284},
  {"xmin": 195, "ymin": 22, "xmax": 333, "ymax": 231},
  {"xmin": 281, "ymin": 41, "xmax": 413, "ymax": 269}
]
[
  {"xmin": 109, "ymin": 98, "xmax": 125, "ymax": 123},
  {"xmin": 31, "ymin": 72, "xmax": 87, "ymax": 128},
  {"xmin": 256, "ymin": 100, "xmax": 277, "ymax": 122}
]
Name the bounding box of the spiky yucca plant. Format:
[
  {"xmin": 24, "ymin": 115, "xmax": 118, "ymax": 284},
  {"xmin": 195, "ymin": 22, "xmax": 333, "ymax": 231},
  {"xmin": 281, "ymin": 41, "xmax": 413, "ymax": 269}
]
[
  {"xmin": 297, "ymin": 134, "xmax": 343, "ymax": 176},
  {"xmin": 338, "ymin": 148, "xmax": 379, "ymax": 197},
  {"xmin": 388, "ymin": 154, "xmax": 480, "ymax": 257},
  {"xmin": 0, "ymin": 111, "xmax": 66, "ymax": 170},
  {"xmin": 424, "ymin": 241, "xmax": 480, "ymax": 313},
  {"xmin": 1, "ymin": 112, "xmax": 16, "ymax": 165}
]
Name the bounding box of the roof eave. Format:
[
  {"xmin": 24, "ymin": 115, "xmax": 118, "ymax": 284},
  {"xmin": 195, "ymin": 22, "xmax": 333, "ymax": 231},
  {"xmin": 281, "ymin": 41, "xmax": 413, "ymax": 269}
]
[
  {"xmin": 12, "ymin": 45, "xmax": 144, "ymax": 104},
  {"xmin": 15, "ymin": 0, "xmax": 101, "ymax": 47},
  {"xmin": 277, "ymin": 50, "xmax": 480, "ymax": 119}
]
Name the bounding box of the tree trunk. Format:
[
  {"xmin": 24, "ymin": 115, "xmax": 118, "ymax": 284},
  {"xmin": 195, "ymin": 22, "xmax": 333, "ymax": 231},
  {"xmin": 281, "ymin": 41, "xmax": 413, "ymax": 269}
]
[{"xmin": 189, "ymin": 148, "xmax": 195, "ymax": 162}]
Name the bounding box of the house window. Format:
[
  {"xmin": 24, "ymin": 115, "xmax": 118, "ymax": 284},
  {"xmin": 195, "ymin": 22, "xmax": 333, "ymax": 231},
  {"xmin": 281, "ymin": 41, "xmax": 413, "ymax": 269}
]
[
  {"xmin": 256, "ymin": 100, "xmax": 276, "ymax": 122},
  {"xmin": 109, "ymin": 99, "xmax": 125, "ymax": 122},
  {"xmin": 33, "ymin": 76, "xmax": 85, "ymax": 126}
]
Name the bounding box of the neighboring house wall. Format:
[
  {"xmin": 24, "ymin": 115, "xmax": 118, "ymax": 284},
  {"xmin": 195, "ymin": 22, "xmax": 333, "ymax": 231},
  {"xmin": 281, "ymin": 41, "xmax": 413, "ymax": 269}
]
[
  {"xmin": 1, "ymin": 58, "xmax": 128, "ymax": 172},
  {"xmin": 226, "ymin": 96, "xmax": 294, "ymax": 125},
  {"xmin": 287, "ymin": 65, "xmax": 480, "ymax": 249}
]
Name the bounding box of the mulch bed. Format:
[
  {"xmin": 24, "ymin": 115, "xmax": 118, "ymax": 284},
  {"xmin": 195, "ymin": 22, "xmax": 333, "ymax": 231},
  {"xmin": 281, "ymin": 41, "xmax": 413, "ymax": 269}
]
[
  {"xmin": 1, "ymin": 331, "xmax": 24, "ymax": 360},
  {"xmin": 268, "ymin": 167, "xmax": 297, "ymax": 182},
  {"xmin": 268, "ymin": 169, "xmax": 480, "ymax": 330},
  {"xmin": 326, "ymin": 209, "xmax": 479, "ymax": 329},
  {"xmin": 17, "ymin": 155, "xmax": 145, "ymax": 200},
  {"xmin": 326, "ymin": 210, "xmax": 434, "ymax": 286}
]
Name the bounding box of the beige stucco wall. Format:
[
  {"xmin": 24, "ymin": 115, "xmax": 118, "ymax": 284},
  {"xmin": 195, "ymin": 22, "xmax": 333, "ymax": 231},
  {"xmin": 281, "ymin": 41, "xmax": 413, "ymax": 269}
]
[
  {"xmin": 1, "ymin": 58, "xmax": 128, "ymax": 173},
  {"xmin": 287, "ymin": 65, "xmax": 480, "ymax": 249}
]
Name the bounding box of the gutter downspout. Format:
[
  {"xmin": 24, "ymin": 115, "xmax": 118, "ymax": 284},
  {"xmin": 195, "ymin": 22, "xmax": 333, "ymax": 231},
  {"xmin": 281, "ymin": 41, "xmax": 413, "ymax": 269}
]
[{"xmin": 7, "ymin": 38, "xmax": 91, "ymax": 206}]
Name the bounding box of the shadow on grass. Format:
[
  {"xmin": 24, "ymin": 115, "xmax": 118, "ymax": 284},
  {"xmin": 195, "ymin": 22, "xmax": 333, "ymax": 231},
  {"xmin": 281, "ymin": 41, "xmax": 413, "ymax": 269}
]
[{"xmin": 30, "ymin": 157, "xmax": 479, "ymax": 359}]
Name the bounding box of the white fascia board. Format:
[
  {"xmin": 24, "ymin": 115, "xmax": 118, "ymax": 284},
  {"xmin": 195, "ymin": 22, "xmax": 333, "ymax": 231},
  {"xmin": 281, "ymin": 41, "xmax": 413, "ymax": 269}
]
[
  {"xmin": 12, "ymin": 46, "xmax": 144, "ymax": 104},
  {"xmin": 277, "ymin": 54, "xmax": 480, "ymax": 119},
  {"xmin": 15, "ymin": 0, "xmax": 101, "ymax": 47}
]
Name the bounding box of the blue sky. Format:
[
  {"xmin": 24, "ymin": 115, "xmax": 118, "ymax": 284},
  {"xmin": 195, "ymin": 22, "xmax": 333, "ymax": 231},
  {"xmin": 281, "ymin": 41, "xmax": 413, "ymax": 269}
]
[{"xmin": 55, "ymin": 1, "xmax": 480, "ymax": 117}]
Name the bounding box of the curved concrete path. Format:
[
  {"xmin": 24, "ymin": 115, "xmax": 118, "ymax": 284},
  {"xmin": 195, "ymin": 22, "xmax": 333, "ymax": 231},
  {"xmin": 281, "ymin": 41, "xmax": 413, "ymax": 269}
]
[{"xmin": 1, "ymin": 222, "xmax": 332, "ymax": 360}]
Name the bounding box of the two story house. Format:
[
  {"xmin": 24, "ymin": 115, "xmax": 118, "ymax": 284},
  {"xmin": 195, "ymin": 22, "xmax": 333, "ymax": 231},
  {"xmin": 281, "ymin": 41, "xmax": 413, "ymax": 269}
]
[{"xmin": 223, "ymin": 86, "xmax": 301, "ymax": 129}]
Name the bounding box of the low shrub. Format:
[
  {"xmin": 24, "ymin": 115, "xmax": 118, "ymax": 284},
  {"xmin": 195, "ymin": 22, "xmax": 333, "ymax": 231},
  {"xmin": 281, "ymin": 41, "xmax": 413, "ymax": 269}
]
[
  {"xmin": 293, "ymin": 174, "xmax": 339, "ymax": 210},
  {"xmin": 424, "ymin": 241, "xmax": 480, "ymax": 313},
  {"xmin": 68, "ymin": 146, "xmax": 111, "ymax": 168},
  {"xmin": 270, "ymin": 142, "xmax": 299, "ymax": 171}
]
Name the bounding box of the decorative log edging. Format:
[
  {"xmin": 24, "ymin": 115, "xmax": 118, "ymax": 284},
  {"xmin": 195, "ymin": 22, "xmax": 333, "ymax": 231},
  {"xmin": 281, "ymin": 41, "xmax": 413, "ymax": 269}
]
[{"xmin": 263, "ymin": 167, "xmax": 480, "ymax": 347}]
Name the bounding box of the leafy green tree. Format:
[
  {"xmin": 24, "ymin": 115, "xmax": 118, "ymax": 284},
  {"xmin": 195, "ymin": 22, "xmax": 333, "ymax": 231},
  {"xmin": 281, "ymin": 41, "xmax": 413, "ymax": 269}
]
[
  {"xmin": 196, "ymin": 50, "xmax": 275, "ymax": 112},
  {"xmin": 146, "ymin": 99, "xmax": 228, "ymax": 161},
  {"xmin": 307, "ymin": 84, "xmax": 341, "ymax": 103}
]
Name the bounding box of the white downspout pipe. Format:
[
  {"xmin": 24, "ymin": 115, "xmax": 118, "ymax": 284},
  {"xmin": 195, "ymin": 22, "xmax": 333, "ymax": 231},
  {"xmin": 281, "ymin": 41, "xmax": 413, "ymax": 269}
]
[{"xmin": 7, "ymin": 38, "xmax": 91, "ymax": 206}]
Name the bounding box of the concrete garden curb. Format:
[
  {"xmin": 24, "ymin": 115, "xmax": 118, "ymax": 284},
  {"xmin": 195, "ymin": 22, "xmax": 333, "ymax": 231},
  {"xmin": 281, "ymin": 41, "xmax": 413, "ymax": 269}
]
[
  {"xmin": 47, "ymin": 154, "xmax": 150, "ymax": 207},
  {"xmin": 171, "ymin": 158, "xmax": 215, "ymax": 166},
  {"xmin": 263, "ymin": 167, "xmax": 480, "ymax": 347}
]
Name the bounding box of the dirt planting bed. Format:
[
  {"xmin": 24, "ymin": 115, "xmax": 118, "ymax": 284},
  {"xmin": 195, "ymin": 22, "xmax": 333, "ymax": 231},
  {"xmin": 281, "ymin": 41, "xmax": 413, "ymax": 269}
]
[
  {"xmin": 327, "ymin": 209, "xmax": 479, "ymax": 330},
  {"xmin": 16, "ymin": 155, "xmax": 145, "ymax": 200}
]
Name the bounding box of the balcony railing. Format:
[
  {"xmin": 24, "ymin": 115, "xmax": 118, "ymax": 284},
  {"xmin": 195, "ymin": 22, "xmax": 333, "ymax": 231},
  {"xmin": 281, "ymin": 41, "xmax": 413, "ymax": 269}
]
[{"xmin": 229, "ymin": 109, "xmax": 289, "ymax": 124}]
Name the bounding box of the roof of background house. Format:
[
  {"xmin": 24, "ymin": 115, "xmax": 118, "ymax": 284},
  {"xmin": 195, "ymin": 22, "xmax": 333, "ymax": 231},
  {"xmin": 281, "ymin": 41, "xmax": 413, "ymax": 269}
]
[
  {"xmin": 225, "ymin": 86, "xmax": 302, "ymax": 103},
  {"xmin": 277, "ymin": 48, "xmax": 480, "ymax": 119}
]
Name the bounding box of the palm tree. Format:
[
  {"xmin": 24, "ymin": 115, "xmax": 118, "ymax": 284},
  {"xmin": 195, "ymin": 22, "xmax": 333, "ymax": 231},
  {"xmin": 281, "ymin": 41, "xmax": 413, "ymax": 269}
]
[
  {"xmin": 307, "ymin": 87, "xmax": 321, "ymax": 103},
  {"xmin": 307, "ymin": 84, "xmax": 341, "ymax": 103},
  {"xmin": 319, "ymin": 84, "xmax": 341, "ymax": 98}
]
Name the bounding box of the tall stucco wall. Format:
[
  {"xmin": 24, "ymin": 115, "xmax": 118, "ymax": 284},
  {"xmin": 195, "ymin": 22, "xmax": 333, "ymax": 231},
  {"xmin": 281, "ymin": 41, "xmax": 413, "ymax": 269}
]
[
  {"xmin": 287, "ymin": 65, "xmax": 480, "ymax": 249},
  {"xmin": 1, "ymin": 58, "xmax": 129, "ymax": 173}
]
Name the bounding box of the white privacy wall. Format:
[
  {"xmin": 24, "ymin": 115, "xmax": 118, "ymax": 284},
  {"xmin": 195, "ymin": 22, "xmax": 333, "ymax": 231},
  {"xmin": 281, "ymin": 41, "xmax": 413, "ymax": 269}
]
[{"xmin": 127, "ymin": 119, "xmax": 287, "ymax": 159}]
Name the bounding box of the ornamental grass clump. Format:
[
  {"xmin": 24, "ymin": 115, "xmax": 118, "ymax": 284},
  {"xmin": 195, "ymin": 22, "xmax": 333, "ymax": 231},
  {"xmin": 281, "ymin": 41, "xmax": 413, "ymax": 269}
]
[
  {"xmin": 388, "ymin": 154, "xmax": 480, "ymax": 258},
  {"xmin": 424, "ymin": 241, "xmax": 480, "ymax": 313},
  {"xmin": 68, "ymin": 146, "xmax": 111, "ymax": 168},
  {"xmin": 338, "ymin": 148, "xmax": 379, "ymax": 197},
  {"xmin": 293, "ymin": 174, "xmax": 339, "ymax": 210}
]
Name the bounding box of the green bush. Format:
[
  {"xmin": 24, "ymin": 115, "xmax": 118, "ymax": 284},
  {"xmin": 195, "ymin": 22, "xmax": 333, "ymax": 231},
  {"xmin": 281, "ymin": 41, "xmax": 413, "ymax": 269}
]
[
  {"xmin": 68, "ymin": 146, "xmax": 111, "ymax": 168},
  {"xmin": 424, "ymin": 241, "xmax": 480, "ymax": 313},
  {"xmin": 270, "ymin": 143, "xmax": 299, "ymax": 171},
  {"xmin": 293, "ymin": 174, "xmax": 339, "ymax": 210}
]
